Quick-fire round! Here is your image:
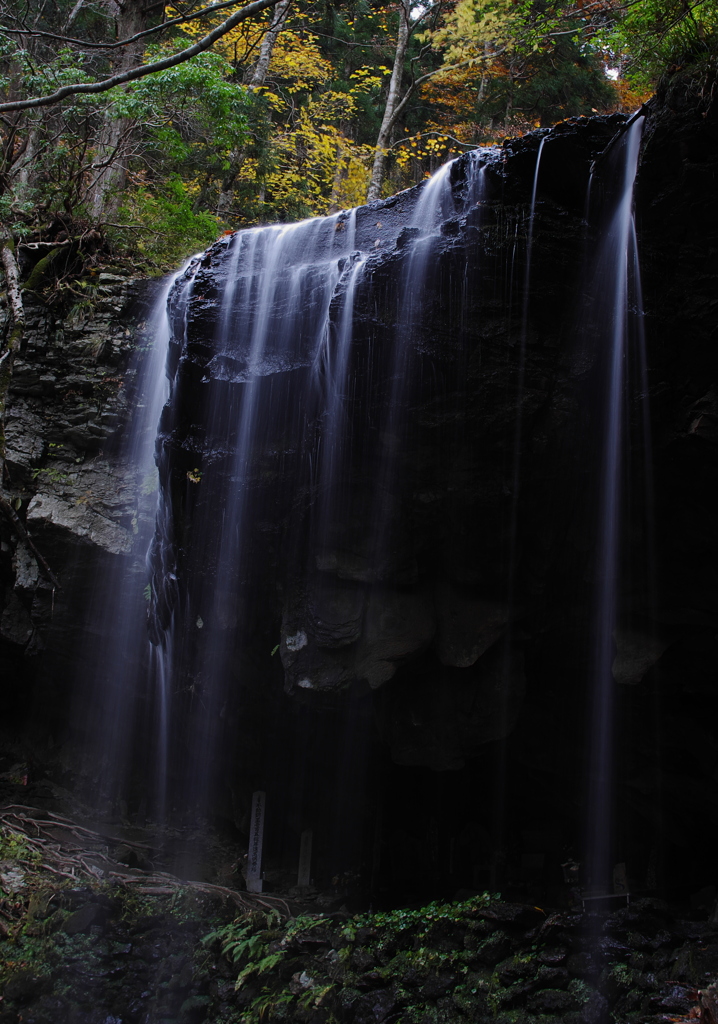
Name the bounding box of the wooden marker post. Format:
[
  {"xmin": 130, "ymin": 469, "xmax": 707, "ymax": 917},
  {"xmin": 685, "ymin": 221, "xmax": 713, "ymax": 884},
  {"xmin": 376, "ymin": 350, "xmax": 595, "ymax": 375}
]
[
  {"xmin": 297, "ymin": 828, "xmax": 313, "ymax": 888},
  {"xmin": 246, "ymin": 791, "xmax": 266, "ymax": 893}
]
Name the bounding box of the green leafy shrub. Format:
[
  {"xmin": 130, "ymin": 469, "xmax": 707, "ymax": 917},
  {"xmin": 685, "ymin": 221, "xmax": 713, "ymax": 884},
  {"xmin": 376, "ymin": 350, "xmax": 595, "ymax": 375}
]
[{"xmin": 114, "ymin": 175, "xmax": 220, "ymax": 268}]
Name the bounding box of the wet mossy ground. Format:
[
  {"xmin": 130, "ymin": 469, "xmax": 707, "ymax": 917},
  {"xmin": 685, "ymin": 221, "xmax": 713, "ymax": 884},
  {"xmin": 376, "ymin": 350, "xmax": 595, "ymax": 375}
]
[
  {"xmin": 1, "ymin": 872, "xmax": 716, "ymax": 1024},
  {"xmin": 0, "ymin": 881, "xmax": 227, "ymax": 1024}
]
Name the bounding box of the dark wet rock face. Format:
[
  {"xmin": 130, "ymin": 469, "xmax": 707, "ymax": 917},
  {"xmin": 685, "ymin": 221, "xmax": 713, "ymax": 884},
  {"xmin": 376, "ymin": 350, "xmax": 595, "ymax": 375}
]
[
  {"xmin": 0, "ymin": 274, "xmax": 165, "ymax": 741},
  {"xmin": 152, "ymin": 116, "xmax": 627, "ymax": 733}
]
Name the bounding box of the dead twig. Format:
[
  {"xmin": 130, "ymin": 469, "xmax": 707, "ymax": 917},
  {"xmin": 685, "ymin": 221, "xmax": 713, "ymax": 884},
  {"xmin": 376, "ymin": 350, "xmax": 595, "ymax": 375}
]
[
  {"xmin": 589, "ymin": 103, "xmax": 651, "ymax": 175},
  {"xmin": 0, "ymin": 496, "xmax": 62, "ymax": 590}
]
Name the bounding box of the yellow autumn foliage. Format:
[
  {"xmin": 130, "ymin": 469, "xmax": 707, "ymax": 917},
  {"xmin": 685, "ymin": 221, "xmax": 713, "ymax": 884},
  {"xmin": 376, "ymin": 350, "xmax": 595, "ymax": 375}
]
[
  {"xmin": 166, "ymin": 3, "xmax": 265, "ymax": 63},
  {"xmin": 250, "ymin": 33, "xmax": 385, "ymax": 216},
  {"xmin": 238, "ymin": 91, "xmax": 374, "ymax": 216},
  {"xmin": 265, "ymin": 30, "xmax": 334, "ymax": 91},
  {"xmin": 420, "ymin": 0, "xmax": 521, "ymax": 70}
]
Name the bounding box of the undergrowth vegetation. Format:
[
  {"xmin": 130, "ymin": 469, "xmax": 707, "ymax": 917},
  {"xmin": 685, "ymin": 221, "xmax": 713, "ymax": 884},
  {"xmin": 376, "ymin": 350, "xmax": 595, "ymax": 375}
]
[{"xmin": 0, "ymin": 813, "xmax": 713, "ymax": 1024}]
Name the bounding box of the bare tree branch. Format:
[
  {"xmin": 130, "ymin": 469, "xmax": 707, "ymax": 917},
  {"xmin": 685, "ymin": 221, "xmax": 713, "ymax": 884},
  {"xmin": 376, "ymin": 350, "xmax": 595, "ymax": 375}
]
[
  {"xmin": 0, "ymin": 0, "xmax": 283, "ymax": 113},
  {"xmin": 0, "ymin": 495, "xmax": 62, "ymax": 590},
  {"xmin": 388, "ymin": 49, "xmax": 508, "ymax": 138},
  {"xmin": 64, "ymin": 0, "xmax": 86, "ymax": 30},
  {"xmin": 2, "ymin": 0, "xmax": 271, "ymax": 51}
]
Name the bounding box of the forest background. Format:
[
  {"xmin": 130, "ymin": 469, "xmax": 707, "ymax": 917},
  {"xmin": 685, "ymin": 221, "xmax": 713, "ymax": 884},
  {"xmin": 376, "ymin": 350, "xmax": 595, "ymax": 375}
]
[{"xmin": 0, "ymin": 0, "xmax": 715, "ymax": 275}]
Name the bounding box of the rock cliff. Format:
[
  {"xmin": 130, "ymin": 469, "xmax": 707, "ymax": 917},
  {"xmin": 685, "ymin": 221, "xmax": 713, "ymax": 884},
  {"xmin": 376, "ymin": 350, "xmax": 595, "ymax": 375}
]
[{"xmin": 0, "ymin": 272, "xmax": 164, "ymax": 744}]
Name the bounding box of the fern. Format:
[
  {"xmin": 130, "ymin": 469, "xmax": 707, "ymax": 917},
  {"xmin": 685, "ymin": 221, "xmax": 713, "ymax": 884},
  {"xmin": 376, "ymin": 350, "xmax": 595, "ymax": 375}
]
[{"xmin": 236, "ymin": 952, "xmax": 284, "ymax": 990}]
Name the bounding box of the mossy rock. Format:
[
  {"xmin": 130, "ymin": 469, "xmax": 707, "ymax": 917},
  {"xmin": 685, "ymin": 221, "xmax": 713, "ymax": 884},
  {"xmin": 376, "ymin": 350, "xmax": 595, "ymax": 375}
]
[
  {"xmin": 179, "ymin": 994, "xmax": 211, "ymax": 1023},
  {"xmin": 474, "ymin": 929, "xmax": 512, "ymax": 965},
  {"xmin": 2, "ymin": 967, "xmax": 51, "ymax": 1004},
  {"xmin": 23, "ymin": 247, "xmax": 67, "ymax": 293}
]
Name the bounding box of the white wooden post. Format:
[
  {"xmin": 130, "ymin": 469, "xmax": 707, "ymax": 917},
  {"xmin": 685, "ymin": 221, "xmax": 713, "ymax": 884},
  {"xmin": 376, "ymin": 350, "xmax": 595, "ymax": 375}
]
[
  {"xmin": 246, "ymin": 791, "xmax": 266, "ymax": 893},
  {"xmin": 298, "ymin": 828, "xmax": 313, "ymax": 887}
]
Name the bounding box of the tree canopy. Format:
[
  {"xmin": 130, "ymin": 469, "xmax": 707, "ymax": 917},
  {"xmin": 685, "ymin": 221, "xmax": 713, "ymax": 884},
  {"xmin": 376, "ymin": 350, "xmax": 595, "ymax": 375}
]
[{"xmin": 0, "ymin": 0, "xmax": 714, "ymax": 270}]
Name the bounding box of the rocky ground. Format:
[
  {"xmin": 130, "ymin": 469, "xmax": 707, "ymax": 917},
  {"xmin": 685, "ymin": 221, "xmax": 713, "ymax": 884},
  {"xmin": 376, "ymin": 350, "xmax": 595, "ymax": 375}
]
[{"xmin": 0, "ymin": 800, "xmax": 717, "ymax": 1024}]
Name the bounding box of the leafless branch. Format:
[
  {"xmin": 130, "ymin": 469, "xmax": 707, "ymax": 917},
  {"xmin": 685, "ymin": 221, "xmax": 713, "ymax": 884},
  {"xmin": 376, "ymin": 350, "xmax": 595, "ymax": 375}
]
[
  {"xmin": 2, "ymin": 0, "xmax": 276, "ymax": 50},
  {"xmin": 0, "ymin": 0, "xmax": 283, "ymax": 113},
  {"xmin": 391, "ymin": 48, "xmax": 508, "ymax": 130}
]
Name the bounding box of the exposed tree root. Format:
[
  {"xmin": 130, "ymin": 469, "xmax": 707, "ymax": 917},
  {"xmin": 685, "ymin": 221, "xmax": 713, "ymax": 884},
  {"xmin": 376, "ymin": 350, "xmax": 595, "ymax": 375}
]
[{"xmin": 0, "ymin": 803, "xmax": 290, "ymax": 918}]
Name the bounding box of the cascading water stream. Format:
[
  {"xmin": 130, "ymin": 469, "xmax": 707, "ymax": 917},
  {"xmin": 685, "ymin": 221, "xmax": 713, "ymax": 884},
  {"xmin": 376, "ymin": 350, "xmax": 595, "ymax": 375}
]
[
  {"xmin": 360, "ymin": 154, "xmax": 493, "ymax": 585},
  {"xmin": 78, "ymin": 263, "xmax": 189, "ymax": 813},
  {"xmin": 524, "ymin": 135, "xmax": 547, "ymax": 306},
  {"xmin": 507, "ymin": 135, "xmax": 547, "ymax": 597},
  {"xmin": 310, "ymin": 248, "xmax": 366, "ymax": 563},
  {"xmin": 149, "ymin": 213, "xmax": 363, "ymax": 818},
  {"xmin": 584, "ymin": 116, "xmax": 645, "ymax": 896},
  {"xmin": 481, "ymin": 135, "xmax": 548, "ymax": 883},
  {"xmin": 140, "ymin": 152, "xmax": 497, "ymax": 833}
]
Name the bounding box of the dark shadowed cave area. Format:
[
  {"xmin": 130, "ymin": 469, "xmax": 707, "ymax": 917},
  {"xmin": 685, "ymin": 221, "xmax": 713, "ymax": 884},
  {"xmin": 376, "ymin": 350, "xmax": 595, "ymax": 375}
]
[{"xmin": 0, "ymin": 71, "xmax": 717, "ymax": 934}]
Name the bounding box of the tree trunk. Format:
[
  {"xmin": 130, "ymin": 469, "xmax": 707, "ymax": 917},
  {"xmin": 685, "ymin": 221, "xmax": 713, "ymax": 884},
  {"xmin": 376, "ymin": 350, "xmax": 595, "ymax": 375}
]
[
  {"xmin": 89, "ymin": 0, "xmax": 146, "ymax": 222},
  {"xmin": 477, "ymin": 44, "xmax": 491, "ymax": 104},
  {"xmin": 216, "ymin": 0, "xmax": 292, "ymax": 218},
  {"xmin": 0, "ymin": 233, "xmax": 24, "ymax": 479},
  {"xmin": 366, "ymin": 0, "xmax": 410, "ymax": 203},
  {"xmin": 11, "ymin": 127, "xmax": 37, "ymax": 188},
  {"xmin": 1, "ymin": 235, "xmax": 23, "ymax": 340},
  {"xmin": 248, "ymin": 0, "xmax": 291, "ymax": 88}
]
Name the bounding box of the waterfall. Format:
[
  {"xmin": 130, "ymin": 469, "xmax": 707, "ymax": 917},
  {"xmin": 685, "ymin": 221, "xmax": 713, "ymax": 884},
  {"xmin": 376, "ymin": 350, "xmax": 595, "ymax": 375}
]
[
  {"xmin": 74, "ymin": 120, "xmax": 660, "ymax": 908},
  {"xmin": 148, "ymin": 213, "xmax": 359, "ymax": 817},
  {"xmin": 583, "ymin": 116, "xmax": 645, "ymax": 896},
  {"xmin": 136, "ymin": 153, "xmax": 496, "ymax": 831},
  {"xmin": 76, "ymin": 265, "xmax": 188, "ymax": 813}
]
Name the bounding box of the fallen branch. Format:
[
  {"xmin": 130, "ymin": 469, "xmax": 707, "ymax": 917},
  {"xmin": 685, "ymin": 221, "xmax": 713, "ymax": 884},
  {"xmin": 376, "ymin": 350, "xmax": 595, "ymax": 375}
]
[
  {"xmin": 102, "ymin": 223, "xmax": 149, "ymax": 231},
  {"xmin": 0, "ymin": 496, "xmax": 62, "ymax": 590},
  {"xmin": 0, "ymin": 0, "xmax": 283, "ymax": 113},
  {"xmin": 18, "ymin": 240, "xmax": 72, "ymax": 251},
  {"xmin": 23, "ymin": 245, "xmax": 69, "ymax": 293},
  {"xmin": 589, "ymin": 103, "xmax": 651, "ymax": 175}
]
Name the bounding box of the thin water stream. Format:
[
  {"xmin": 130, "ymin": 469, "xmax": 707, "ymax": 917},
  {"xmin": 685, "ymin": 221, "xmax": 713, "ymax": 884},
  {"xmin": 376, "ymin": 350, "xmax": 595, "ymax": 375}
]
[
  {"xmin": 77, "ymin": 263, "xmax": 190, "ymax": 813},
  {"xmin": 584, "ymin": 116, "xmax": 645, "ymax": 896}
]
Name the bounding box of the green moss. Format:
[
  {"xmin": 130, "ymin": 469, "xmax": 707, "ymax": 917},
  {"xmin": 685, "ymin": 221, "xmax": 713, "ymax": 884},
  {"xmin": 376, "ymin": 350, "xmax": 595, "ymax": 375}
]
[
  {"xmin": 194, "ymin": 893, "xmax": 502, "ymax": 1023},
  {"xmin": 452, "ymin": 979, "xmax": 491, "ymax": 1014},
  {"xmin": 568, "ymin": 977, "xmax": 594, "ymax": 1005},
  {"xmin": 179, "ymin": 993, "xmax": 211, "ymax": 1022},
  {"xmin": 609, "ymin": 962, "xmax": 636, "ymax": 989},
  {"xmin": 23, "ymin": 247, "xmax": 66, "ymax": 293},
  {"xmin": 0, "ymin": 823, "xmax": 42, "ymax": 863}
]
